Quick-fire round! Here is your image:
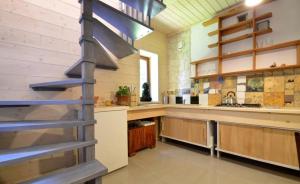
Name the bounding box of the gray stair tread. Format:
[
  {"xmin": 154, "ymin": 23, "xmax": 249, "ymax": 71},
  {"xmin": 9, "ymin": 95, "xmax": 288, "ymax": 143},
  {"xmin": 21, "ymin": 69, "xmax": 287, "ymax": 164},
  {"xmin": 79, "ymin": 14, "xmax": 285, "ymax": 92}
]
[
  {"xmin": 120, "ymin": 0, "xmax": 152, "ymax": 16},
  {"xmin": 0, "ymin": 120, "xmax": 95, "ymax": 132},
  {"xmin": 151, "ymin": 0, "xmax": 167, "ymax": 18},
  {"xmin": 0, "ymin": 100, "xmax": 81, "ymax": 107},
  {"xmin": 120, "ymin": 0, "xmax": 166, "ymax": 18},
  {"xmin": 93, "ymin": 18, "xmax": 137, "ymax": 59},
  {"xmin": 65, "ymin": 38, "xmax": 120, "ymax": 78},
  {"xmin": 93, "ymin": 0, "xmax": 153, "ymax": 40},
  {"xmin": 23, "ymin": 160, "xmax": 107, "ymax": 184},
  {"xmin": 93, "ymin": 39, "xmax": 119, "ymax": 68},
  {"xmin": 30, "ymin": 79, "xmax": 88, "ymax": 91},
  {"xmin": 65, "ymin": 60, "xmax": 82, "ymax": 78},
  {"xmin": 0, "ymin": 140, "xmax": 96, "ymax": 167}
]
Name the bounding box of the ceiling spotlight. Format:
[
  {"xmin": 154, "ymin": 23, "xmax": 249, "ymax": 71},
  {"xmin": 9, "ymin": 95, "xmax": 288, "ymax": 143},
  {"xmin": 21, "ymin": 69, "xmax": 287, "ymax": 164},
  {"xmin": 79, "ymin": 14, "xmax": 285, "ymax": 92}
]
[{"xmin": 245, "ymin": 0, "xmax": 263, "ymax": 7}]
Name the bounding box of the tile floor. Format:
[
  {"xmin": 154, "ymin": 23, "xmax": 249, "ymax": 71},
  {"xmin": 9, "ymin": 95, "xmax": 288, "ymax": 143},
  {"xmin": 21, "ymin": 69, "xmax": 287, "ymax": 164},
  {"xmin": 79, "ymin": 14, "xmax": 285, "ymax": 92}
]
[{"xmin": 103, "ymin": 141, "xmax": 300, "ymax": 184}]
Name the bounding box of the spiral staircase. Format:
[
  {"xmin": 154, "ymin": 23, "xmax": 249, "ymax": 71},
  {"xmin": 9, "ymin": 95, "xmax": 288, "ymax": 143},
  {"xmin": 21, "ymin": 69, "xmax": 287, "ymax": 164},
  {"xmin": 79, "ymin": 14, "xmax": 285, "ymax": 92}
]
[{"xmin": 0, "ymin": 0, "xmax": 166, "ymax": 183}]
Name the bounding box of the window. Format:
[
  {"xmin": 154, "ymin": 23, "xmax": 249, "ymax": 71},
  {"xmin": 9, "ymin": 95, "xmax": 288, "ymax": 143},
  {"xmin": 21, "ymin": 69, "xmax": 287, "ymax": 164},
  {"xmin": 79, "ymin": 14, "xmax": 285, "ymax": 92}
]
[
  {"xmin": 140, "ymin": 56, "xmax": 150, "ymax": 97},
  {"xmin": 139, "ymin": 50, "xmax": 159, "ymax": 102}
]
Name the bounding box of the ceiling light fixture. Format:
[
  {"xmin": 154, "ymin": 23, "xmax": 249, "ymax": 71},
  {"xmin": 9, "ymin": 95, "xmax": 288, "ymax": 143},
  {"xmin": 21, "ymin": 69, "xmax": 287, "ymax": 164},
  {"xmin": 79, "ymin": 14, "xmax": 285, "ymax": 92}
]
[{"xmin": 245, "ymin": 0, "xmax": 263, "ymax": 7}]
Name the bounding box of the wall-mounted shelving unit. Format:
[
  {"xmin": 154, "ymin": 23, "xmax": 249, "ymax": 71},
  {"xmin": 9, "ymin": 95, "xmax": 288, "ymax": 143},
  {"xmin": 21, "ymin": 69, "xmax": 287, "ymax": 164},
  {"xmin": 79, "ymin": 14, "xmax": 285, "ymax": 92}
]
[
  {"xmin": 191, "ymin": 64, "xmax": 300, "ymax": 80},
  {"xmin": 192, "ymin": 1, "xmax": 300, "ymax": 79},
  {"xmin": 208, "ymin": 28, "xmax": 273, "ymax": 48}
]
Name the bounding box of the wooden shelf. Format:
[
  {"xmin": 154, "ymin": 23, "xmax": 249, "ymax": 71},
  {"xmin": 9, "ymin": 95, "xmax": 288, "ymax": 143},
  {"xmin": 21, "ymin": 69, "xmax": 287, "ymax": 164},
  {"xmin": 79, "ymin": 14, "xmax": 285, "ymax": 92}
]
[
  {"xmin": 209, "ymin": 33, "xmax": 252, "ymax": 48},
  {"xmin": 256, "ymin": 40, "xmax": 300, "ymax": 53},
  {"xmin": 191, "ymin": 56, "xmax": 219, "ymax": 65},
  {"xmin": 220, "ymin": 39, "xmax": 300, "ymax": 60},
  {"xmin": 222, "ymin": 33, "xmax": 252, "ymax": 45},
  {"xmin": 255, "ymin": 12, "xmax": 273, "ymax": 22},
  {"xmin": 194, "ymin": 40, "xmax": 300, "ymax": 78},
  {"xmin": 192, "ymin": 65, "xmax": 300, "ymax": 79},
  {"xmin": 195, "ymin": 1, "xmax": 298, "ymax": 79},
  {"xmin": 208, "ymin": 30, "xmax": 219, "ymax": 37},
  {"xmin": 255, "ymin": 28, "xmax": 273, "ymax": 36},
  {"xmin": 208, "ymin": 28, "xmax": 273, "ymax": 48},
  {"xmin": 208, "ymin": 43, "xmax": 219, "ymax": 48},
  {"xmin": 222, "ymin": 49, "xmax": 253, "ymax": 60},
  {"xmin": 202, "ymin": 0, "xmax": 274, "ymax": 27},
  {"xmin": 208, "ymin": 12, "xmax": 272, "ymax": 37},
  {"xmin": 191, "ymin": 73, "xmax": 218, "ymax": 79},
  {"xmin": 219, "ymin": 0, "xmax": 274, "ymax": 20},
  {"xmin": 222, "ymin": 20, "xmax": 252, "ymax": 36},
  {"xmin": 220, "ymin": 8, "xmax": 248, "ymax": 20}
]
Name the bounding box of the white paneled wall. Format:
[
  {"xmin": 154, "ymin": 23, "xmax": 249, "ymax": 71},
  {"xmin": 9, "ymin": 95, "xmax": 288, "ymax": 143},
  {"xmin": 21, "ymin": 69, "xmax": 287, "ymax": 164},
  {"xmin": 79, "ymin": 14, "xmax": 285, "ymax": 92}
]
[
  {"xmin": 0, "ymin": 0, "xmax": 80, "ymax": 101},
  {"xmin": 0, "ymin": 1, "xmax": 168, "ymax": 182},
  {"xmin": 0, "ymin": 1, "xmax": 82, "ymax": 183},
  {"xmin": 0, "ymin": 0, "xmax": 137, "ymax": 183}
]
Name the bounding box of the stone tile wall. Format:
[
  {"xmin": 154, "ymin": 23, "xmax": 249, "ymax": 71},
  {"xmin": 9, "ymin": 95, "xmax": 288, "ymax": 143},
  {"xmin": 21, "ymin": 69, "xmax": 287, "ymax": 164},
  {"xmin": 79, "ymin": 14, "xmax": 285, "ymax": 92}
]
[
  {"xmin": 192, "ymin": 69, "xmax": 300, "ymax": 107},
  {"xmin": 168, "ymin": 31, "xmax": 191, "ymax": 92}
]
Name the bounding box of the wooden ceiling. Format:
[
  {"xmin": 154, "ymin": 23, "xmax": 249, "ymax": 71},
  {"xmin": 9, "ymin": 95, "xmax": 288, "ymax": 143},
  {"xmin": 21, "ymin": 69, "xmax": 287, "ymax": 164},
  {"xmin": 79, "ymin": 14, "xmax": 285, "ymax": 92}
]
[{"xmin": 152, "ymin": 0, "xmax": 243, "ymax": 35}]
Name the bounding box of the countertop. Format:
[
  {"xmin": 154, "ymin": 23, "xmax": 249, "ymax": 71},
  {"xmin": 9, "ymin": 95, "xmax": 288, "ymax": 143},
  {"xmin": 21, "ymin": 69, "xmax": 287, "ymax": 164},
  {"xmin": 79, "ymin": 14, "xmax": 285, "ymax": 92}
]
[
  {"xmin": 95, "ymin": 106, "xmax": 129, "ymax": 112},
  {"xmin": 128, "ymin": 104, "xmax": 300, "ymax": 115},
  {"xmin": 94, "ymin": 104, "xmax": 300, "ymax": 115}
]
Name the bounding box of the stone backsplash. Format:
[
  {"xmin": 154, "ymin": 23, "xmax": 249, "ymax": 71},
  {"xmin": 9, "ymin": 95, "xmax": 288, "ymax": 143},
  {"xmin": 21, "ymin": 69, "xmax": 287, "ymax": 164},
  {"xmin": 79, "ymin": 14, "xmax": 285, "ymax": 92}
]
[{"xmin": 190, "ymin": 69, "xmax": 300, "ymax": 107}]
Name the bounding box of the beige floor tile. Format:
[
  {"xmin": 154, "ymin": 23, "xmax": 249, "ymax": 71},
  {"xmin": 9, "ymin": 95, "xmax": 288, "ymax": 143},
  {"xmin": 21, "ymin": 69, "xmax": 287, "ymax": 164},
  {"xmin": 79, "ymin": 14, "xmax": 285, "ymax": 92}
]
[{"xmin": 103, "ymin": 142, "xmax": 300, "ymax": 184}]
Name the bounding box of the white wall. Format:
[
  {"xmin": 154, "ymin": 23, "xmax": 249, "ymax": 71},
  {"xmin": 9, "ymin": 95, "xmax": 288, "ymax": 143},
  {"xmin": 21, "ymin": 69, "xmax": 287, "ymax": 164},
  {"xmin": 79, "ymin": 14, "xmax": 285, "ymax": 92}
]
[
  {"xmin": 191, "ymin": 22, "xmax": 218, "ymax": 61},
  {"xmin": 191, "ymin": 0, "xmax": 300, "ymax": 75}
]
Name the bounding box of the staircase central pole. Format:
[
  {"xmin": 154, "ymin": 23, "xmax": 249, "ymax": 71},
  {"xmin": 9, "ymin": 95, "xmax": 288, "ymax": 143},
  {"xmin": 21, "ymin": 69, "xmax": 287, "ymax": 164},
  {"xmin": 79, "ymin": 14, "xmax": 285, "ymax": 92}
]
[{"xmin": 78, "ymin": 1, "xmax": 99, "ymax": 183}]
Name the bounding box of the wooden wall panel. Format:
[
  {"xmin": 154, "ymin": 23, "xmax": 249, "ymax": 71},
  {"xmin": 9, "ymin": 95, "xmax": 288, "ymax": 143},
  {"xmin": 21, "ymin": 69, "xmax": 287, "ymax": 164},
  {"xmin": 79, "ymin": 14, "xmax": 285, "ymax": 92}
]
[
  {"xmin": 0, "ymin": 0, "xmax": 81, "ymax": 183},
  {"xmin": 0, "ymin": 11, "xmax": 79, "ymax": 43},
  {"xmin": 0, "ymin": 0, "xmax": 79, "ymax": 30}
]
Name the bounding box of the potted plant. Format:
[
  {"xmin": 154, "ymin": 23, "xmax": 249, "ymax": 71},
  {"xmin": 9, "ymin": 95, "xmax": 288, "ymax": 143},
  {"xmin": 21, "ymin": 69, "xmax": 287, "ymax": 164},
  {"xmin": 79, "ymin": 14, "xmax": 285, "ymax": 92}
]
[{"xmin": 116, "ymin": 86, "xmax": 130, "ymax": 106}]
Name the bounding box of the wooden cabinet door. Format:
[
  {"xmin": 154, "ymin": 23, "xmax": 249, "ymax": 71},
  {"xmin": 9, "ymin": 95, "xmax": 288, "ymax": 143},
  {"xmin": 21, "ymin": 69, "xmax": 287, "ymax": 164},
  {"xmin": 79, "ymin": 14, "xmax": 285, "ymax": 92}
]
[
  {"xmin": 219, "ymin": 124, "xmax": 264, "ymax": 159},
  {"xmin": 263, "ymin": 128, "xmax": 299, "ymax": 167},
  {"xmin": 184, "ymin": 119, "xmax": 207, "ymax": 145},
  {"xmin": 161, "ymin": 117, "xmax": 183, "ymax": 139},
  {"xmin": 219, "ymin": 123, "xmax": 299, "ymax": 168},
  {"xmin": 161, "ymin": 117, "xmax": 207, "ymax": 146}
]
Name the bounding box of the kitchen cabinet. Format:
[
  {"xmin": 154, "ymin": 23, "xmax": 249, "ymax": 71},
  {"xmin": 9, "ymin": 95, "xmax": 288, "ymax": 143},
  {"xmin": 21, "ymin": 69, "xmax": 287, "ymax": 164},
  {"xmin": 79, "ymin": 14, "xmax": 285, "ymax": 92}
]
[
  {"xmin": 128, "ymin": 124, "xmax": 156, "ymax": 156},
  {"xmin": 218, "ymin": 123, "xmax": 299, "ymax": 169},
  {"xmin": 161, "ymin": 117, "xmax": 207, "ymax": 146},
  {"xmin": 94, "ymin": 108, "xmax": 128, "ymax": 172}
]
